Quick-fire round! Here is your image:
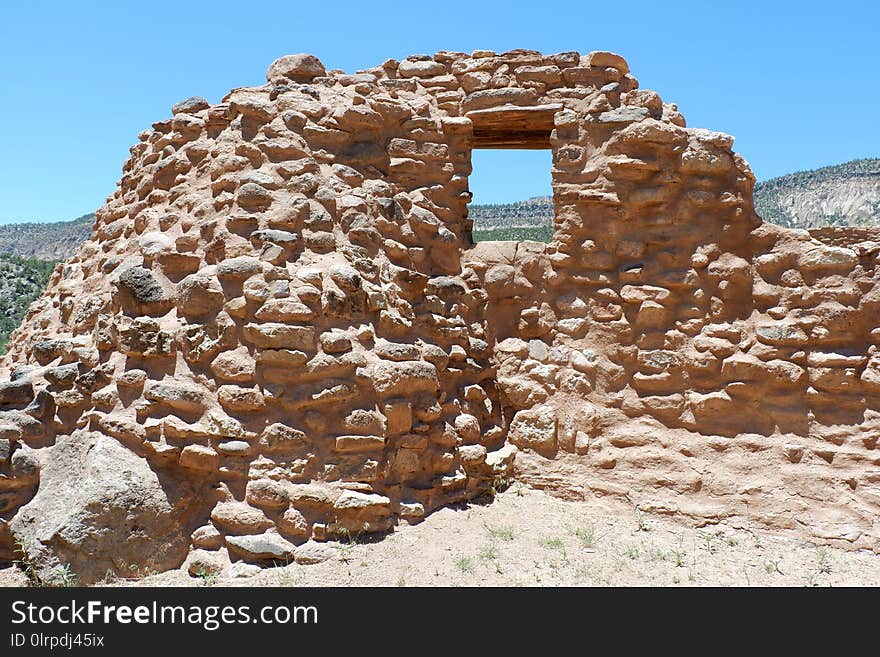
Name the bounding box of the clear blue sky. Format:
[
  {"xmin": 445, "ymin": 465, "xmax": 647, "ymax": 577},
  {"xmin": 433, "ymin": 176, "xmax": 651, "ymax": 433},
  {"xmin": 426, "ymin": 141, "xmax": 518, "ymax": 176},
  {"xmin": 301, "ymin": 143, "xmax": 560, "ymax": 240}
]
[{"xmin": 1, "ymin": 0, "xmax": 878, "ymax": 222}]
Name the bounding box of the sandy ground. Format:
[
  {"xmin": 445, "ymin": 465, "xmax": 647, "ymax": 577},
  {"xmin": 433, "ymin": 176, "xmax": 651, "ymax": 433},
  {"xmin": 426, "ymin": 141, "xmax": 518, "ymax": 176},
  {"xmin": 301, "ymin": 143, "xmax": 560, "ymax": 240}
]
[{"xmin": 2, "ymin": 485, "xmax": 879, "ymax": 587}]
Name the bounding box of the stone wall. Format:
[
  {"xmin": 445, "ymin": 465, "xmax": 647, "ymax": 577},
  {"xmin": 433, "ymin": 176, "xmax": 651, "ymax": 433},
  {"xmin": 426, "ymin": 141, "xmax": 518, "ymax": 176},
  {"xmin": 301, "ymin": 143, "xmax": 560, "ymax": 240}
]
[{"xmin": 1, "ymin": 49, "xmax": 878, "ymax": 582}]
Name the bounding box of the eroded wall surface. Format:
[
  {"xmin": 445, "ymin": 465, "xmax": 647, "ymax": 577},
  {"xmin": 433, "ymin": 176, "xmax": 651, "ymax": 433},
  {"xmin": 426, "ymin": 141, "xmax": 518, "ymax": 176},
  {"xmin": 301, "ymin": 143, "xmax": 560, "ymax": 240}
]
[{"xmin": 1, "ymin": 49, "xmax": 878, "ymax": 582}]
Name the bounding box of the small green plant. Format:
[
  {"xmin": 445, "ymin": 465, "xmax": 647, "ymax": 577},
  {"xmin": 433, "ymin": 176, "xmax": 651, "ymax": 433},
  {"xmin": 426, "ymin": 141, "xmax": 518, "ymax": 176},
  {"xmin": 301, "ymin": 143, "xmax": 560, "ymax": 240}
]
[
  {"xmin": 478, "ymin": 543, "xmax": 499, "ymax": 561},
  {"xmin": 624, "ymin": 545, "xmax": 640, "ymax": 560},
  {"xmin": 98, "ymin": 569, "xmax": 119, "ymax": 585},
  {"xmin": 572, "ymin": 524, "xmax": 598, "ymax": 548},
  {"xmin": 126, "ymin": 563, "xmax": 156, "ymax": 579},
  {"xmin": 454, "ymin": 556, "xmax": 475, "ymax": 574},
  {"xmin": 635, "ymin": 510, "xmax": 652, "ymax": 532},
  {"xmin": 14, "ymin": 541, "xmax": 77, "ymax": 587},
  {"xmin": 334, "ymin": 527, "xmax": 361, "ymax": 564},
  {"xmin": 647, "ymin": 546, "xmax": 667, "ymax": 562},
  {"xmin": 671, "ymin": 546, "xmax": 687, "ymax": 568},
  {"xmin": 195, "ymin": 568, "xmax": 219, "ymax": 587},
  {"xmin": 485, "ymin": 524, "xmax": 516, "ymax": 542},
  {"xmin": 544, "ymin": 537, "xmax": 564, "ymax": 550},
  {"xmin": 726, "ymin": 536, "xmax": 739, "ymax": 547},
  {"xmin": 396, "ymin": 575, "xmax": 407, "ymax": 587},
  {"xmin": 14, "ymin": 542, "xmax": 41, "ymax": 587},
  {"xmin": 815, "ymin": 548, "xmax": 832, "ymax": 575},
  {"xmin": 53, "ymin": 564, "xmax": 79, "ymax": 588},
  {"xmin": 543, "ymin": 537, "xmax": 568, "ymax": 564},
  {"xmin": 699, "ymin": 531, "xmax": 718, "ymax": 554},
  {"xmin": 337, "ymin": 526, "xmax": 362, "ymax": 545},
  {"xmin": 489, "ymin": 476, "xmax": 511, "ymax": 496}
]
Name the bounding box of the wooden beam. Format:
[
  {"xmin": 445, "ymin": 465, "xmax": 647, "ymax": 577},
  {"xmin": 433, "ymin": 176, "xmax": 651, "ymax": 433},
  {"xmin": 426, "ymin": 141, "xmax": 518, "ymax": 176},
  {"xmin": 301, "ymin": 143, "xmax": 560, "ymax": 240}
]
[
  {"xmin": 471, "ymin": 130, "xmax": 551, "ymax": 149},
  {"xmin": 466, "ymin": 104, "xmax": 561, "ymax": 150}
]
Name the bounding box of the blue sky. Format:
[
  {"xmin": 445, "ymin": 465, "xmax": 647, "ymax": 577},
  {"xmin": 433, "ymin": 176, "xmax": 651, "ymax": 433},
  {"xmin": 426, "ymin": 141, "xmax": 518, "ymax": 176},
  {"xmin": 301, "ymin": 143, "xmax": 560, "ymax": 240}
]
[{"xmin": 1, "ymin": 0, "xmax": 877, "ymax": 222}]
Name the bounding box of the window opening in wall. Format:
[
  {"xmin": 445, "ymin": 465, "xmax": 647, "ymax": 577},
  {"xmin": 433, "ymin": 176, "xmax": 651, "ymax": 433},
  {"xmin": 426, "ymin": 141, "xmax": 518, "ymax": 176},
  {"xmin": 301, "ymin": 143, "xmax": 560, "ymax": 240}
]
[
  {"xmin": 464, "ymin": 103, "xmax": 559, "ymax": 243},
  {"xmin": 469, "ymin": 149, "xmax": 553, "ymax": 242}
]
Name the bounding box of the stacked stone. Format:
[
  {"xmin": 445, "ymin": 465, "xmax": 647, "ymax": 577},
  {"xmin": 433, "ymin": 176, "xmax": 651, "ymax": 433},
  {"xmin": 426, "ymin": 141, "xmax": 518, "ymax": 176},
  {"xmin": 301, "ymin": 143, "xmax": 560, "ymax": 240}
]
[
  {"xmin": 0, "ymin": 51, "xmax": 526, "ymax": 583},
  {"xmin": 2, "ymin": 48, "xmax": 879, "ymax": 583},
  {"xmin": 376, "ymin": 49, "xmax": 880, "ymax": 549},
  {"xmin": 0, "ymin": 391, "xmax": 40, "ymax": 562}
]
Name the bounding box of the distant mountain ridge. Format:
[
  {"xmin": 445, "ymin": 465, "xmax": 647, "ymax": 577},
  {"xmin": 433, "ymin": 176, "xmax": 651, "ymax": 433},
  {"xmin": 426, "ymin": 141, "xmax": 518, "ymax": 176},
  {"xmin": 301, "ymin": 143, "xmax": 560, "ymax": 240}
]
[
  {"xmin": 0, "ymin": 212, "xmax": 94, "ymax": 260},
  {"xmin": 469, "ymin": 195, "xmax": 554, "ymax": 228},
  {"xmin": 753, "ymin": 158, "xmax": 880, "ymax": 229}
]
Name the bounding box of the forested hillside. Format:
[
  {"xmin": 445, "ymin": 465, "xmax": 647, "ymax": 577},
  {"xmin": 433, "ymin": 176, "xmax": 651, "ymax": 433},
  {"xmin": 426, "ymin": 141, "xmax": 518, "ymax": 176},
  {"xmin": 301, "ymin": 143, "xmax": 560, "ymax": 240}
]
[{"xmin": 0, "ymin": 254, "xmax": 57, "ymax": 353}]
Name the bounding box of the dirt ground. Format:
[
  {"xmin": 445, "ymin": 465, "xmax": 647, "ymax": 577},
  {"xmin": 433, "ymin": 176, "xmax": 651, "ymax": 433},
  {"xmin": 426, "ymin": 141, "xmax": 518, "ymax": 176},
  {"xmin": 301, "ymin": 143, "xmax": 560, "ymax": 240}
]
[{"xmin": 2, "ymin": 485, "xmax": 879, "ymax": 587}]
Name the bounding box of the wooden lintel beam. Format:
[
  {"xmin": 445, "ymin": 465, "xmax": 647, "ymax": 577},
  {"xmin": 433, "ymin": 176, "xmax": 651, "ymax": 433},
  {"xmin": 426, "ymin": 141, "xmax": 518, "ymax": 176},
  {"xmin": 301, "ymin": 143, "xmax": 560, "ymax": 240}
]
[
  {"xmin": 471, "ymin": 130, "xmax": 552, "ymax": 149},
  {"xmin": 466, "ymin": 104, "xmax": 561, "ymax": 150}
]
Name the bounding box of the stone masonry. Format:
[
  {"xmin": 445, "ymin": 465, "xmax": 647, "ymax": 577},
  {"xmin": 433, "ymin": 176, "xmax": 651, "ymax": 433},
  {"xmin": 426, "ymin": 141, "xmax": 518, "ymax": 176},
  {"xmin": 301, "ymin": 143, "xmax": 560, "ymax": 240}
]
[{"xmin": 1, "ymin": 50, "xmax": 879, "ymax": 583}]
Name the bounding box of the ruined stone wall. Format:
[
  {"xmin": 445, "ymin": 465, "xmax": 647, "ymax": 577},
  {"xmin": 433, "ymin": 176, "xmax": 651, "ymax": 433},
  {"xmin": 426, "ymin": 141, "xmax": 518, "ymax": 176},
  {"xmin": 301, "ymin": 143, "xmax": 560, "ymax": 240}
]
[{"xmin": 1, "ymin": 49, "xmax": 878, "ymax": 583}]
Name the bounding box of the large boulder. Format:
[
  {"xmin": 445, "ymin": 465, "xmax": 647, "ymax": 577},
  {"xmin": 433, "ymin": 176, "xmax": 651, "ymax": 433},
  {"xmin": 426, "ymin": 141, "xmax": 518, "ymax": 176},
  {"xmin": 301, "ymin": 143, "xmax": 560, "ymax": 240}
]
[{"xmin": 10, "ymin": 431, "xmax": 194, "ymax": 585}]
